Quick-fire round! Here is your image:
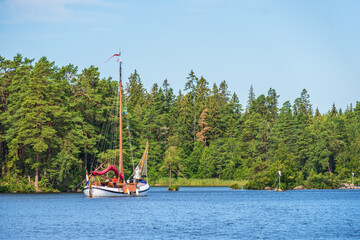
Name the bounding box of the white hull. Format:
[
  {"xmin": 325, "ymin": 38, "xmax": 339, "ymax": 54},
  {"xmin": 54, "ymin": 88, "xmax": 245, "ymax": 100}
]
[{"xmin": 83, "ymin": 182, "xmax": 150, "ymax": 197}]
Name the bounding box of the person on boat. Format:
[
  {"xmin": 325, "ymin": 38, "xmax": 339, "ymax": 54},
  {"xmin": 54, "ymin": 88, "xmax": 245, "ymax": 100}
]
[
  {"xmin": 112, "ymin": 177, "xmax": 118, "ymax": 187},
  {"xmin": 134, "ymin": 166, "xmax": 141, "ymax": 183}
]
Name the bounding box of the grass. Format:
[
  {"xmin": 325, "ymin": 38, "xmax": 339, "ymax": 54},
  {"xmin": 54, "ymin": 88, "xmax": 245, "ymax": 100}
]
[{"xmin": 150, "ymin": 178, "xmax": 247, "ymax": 187}]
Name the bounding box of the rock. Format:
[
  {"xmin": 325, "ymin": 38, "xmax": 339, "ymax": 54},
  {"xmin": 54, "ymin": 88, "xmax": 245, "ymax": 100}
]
[
  {"xmin": 264, "ymin": 187, "xmax": 271, "ymax": 190},
  {"xmin": 274, "ymin": 188, "xmax": 284, "ymax": 192},
  {"xmin": 294, "ymin": 186, "xmax": 304, "ymax": 190}
]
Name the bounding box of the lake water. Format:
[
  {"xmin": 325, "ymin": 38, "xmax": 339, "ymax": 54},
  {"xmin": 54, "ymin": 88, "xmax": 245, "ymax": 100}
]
[{"xmin": 1, "ymin": 187, "xmax": 360, "ymax": 239}]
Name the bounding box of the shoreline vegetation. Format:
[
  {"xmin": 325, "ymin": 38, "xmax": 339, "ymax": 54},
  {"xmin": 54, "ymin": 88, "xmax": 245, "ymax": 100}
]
[
  {"xmin": 1, "ymin": 177, "xmax": 359, "ymax": 193},
  {"xmin": 1, "ymin": 54, "xmax": 360, "ymax": 194},
  {"xmin": 151, "ymin": 178, "xmax": 247, "ymax": 187},
  {"xmin": 1, "ymin": 185, "xmax": 360, "ymax": 194}
]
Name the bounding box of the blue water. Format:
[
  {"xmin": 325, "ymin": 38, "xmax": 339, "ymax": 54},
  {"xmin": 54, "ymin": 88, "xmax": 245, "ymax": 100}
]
[{"xmin": 1, "ymin": 188, "xmax": 360, "ymax": 239}]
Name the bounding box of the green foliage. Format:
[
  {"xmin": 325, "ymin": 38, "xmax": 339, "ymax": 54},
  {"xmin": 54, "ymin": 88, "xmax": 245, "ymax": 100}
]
[
  {"xmin": 0, "ymin": 173, "xmax": 36, "ymax": 193},
  {"xmin": 151, "ymin": 178, "xmax": 247, "ymax": 187},
  {"xmin": 0, "ymin": 54, "xmax": 359, "ymax": 192},
  {"xmin": 160, "ymin": 145, "xmax": 184, "ymax": 178},
  {"xmin": 306, "ymin": 171, "xmax": 340, "ymax": 189},
  {"xmin": 168, "ymin": 185, "xmax": 179, "ymax": 191},
  {"xmin": 230, "ymin": 183, "xmax": 241, "ymax": 189}
]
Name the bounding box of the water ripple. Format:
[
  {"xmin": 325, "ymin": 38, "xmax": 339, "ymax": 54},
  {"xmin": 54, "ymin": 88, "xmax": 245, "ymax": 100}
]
[{"xmin": 1, "ymin": 188, "xmax": 360, "ymax": 239}]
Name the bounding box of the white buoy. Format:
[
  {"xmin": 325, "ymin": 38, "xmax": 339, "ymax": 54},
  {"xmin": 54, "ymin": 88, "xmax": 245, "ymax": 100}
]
[{"xmin": 278, "ymin": 171, "xmax": 281, "ymax": 190}]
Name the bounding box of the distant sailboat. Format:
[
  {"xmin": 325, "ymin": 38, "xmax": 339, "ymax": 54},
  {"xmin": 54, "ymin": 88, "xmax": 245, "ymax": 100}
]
[{"xmin": 83, "ymin": 51, "xmax": 150, "ymax": 197}]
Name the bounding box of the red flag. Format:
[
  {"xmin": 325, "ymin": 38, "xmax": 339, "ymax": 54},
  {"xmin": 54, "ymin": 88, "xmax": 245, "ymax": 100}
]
[{"xmin": 105, "ymin": 53, "xmax": 120, "ymax": 63}]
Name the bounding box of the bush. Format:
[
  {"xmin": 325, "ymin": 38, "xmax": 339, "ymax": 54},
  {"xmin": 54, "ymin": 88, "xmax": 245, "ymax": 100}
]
[
  {"xmin": 0, "ymin": 183, "xmax": 10, "ymax": 192},
  {"xmin": 1, "ymin": 174, "xmax": 36, "ymax": 193},
  {"xmin": 355, "ymin": 178, "xmax": 360, "ymax": 185},
  {"xmin": 168, "ymin": 185, "xmax": 179, "ymax": 191},
  {"xmin": 306, "ymin": 172, "xmax": 340, "ymax": 189},
  {"xmin": 245, "ymin": 174, "xmax": 273, "ymax": 190}
]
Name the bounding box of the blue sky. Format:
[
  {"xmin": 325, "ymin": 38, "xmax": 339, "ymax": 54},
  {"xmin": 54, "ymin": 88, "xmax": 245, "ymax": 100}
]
[{"xmin": 1, "ymin": 0, "xmax": 359, "ymax": 113}]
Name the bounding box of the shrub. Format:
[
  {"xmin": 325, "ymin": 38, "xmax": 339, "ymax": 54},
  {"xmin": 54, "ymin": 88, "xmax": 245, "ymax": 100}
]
[
  {"xmin": 0, "ymin": 183, "xmax": 10, "ymax": 192},
  {"xmin": 306, "ymin": 172, "xmax": 340, "ymax": 189},
  {"xmin": 168, "ymin": 185, "xmax": 179, "ymax": 191}
]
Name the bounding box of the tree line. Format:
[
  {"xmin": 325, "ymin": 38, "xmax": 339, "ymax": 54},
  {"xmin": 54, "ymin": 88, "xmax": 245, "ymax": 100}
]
[{"xmin": 0, "ymin": 54, "xmax": 359, "ymax": 192}]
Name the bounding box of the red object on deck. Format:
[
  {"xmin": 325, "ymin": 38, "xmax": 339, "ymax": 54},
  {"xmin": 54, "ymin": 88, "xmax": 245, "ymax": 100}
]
[{"xmin": 92, "ymin": 165, "xmax": 124, "ymax": 182}]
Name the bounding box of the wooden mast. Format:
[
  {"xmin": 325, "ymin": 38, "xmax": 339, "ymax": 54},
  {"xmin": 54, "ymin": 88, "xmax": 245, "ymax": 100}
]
[{"xmin": 119, "ymin": 51, "xmax": 124, "ymax": 183}]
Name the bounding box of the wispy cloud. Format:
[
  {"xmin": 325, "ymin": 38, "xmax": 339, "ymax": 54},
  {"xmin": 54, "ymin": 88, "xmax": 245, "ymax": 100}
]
[
  {"xmin": 0, "ymin": 0, "xmax": 120, "ymax": 23},
  {"xmin": 186, "ymin": 0, "xmax": 225, "ymax": 14}
]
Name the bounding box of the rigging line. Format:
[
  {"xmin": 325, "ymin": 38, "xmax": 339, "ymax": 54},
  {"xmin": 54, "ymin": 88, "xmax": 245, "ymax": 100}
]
[
  {"xmin": 108, "ymin": 90, "xmax": 116, "ymax": 167},
  {"xmin": 109, "ymin": 87, "xmax": 119, "ymax": 167},
  {"xmin": 146, "ymin": 148, "xmax": 149, "ymax": 181},
  {"xmin": 89, "ymin": 115, "xmax": 108, "ymax": 172},
  {"xmin": 100, "ymin": 98, "xmax": 112, "ymax": 151},
  {"xmin": 124, "ymin": 94, "xmax": 135, "ymax": 171},
  {"xmin": 107, "ymin": 94, "xmax": 114, "ymax": 169},
  {"xmin": 95, "ymin": 89, "xmax": 116, "ymax": 167},
  {"xmin": 90, "ymin": 100, "xmax": 111, "ymax": 165},
  {"xmin": 114, "ymin": 87, "xmax": 119, "ymax": 166},
  {"xmin": 107, "ymin": 83, "xmax": 119, "ymax": 168},
  {"xmin": 90, "ymin": 85, "xmax": 118, "ymax": 171},
  {"xmin": 89, "ymin": 87, "xmax": 115, "ymax": 170}
]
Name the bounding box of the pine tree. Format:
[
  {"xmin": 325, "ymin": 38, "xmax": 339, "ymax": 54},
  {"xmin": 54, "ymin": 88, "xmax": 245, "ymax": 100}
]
[
  {"xmin": 330, "ymin": 103, "xmax": 337, "ymax": 117},
  {"xmin": 265, "ymin": 88, "xmax": 279, "ymax": 122},
  {"xmin": 247, "ymin": 85, "xmax": 255, "ymax": 111},
  {"xmin": 6, "ymin": 57, "xmax": 61, "ymax": 190},
  {"xmin": 196, "ymin": 108, "xmax": 211, "ymax": 147},
  {"xmin": 184, "ymin": 70, "xmax": 199, "ymax": 147},
  {"xmin": 126, "ymin": 70, "xmax": 145, "ymax": 111},
  {"xmin": 206, "ymin": 83, "xmax": 222, "ymax": 142}
]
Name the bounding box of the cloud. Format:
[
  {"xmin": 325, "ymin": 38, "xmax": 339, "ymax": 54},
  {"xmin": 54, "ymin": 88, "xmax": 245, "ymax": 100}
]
[{"xmin": 0, "ymin": 0, "xmax": 119, "ymax": 23}]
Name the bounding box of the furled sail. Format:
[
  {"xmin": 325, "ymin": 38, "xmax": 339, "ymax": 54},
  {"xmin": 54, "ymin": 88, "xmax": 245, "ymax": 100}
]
[{"xmin": 92, "ymin": 165, "xmax": 124, "ymax": 181}]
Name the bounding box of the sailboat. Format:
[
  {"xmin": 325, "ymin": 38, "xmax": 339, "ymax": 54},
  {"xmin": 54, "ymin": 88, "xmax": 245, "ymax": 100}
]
[{"xmin": 83, "ymin": 51, "xmax": 150, "ymax": 197}]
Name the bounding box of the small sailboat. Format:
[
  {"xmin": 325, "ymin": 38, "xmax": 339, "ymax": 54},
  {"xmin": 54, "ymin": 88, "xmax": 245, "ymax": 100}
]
[{"xmin": 83, "ymin": 51, "xmax": 150, "ymax": 197}]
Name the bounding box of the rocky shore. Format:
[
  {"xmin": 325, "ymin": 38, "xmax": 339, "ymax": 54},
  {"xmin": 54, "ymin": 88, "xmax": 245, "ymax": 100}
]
[{"xmin": 339, "ymin": 183, "xmax": 360, "ymax": 189}]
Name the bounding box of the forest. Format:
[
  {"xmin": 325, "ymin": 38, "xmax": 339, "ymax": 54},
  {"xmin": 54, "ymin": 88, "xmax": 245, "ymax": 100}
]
[{"xmin": 0, "ymin": 54, "xmax": 360, "ymax": 192}]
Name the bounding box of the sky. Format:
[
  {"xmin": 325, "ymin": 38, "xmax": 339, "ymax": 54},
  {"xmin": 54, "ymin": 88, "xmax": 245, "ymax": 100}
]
[{"xmin": 1, "ymin": 0, "xmax": 359, "ymax": 113}]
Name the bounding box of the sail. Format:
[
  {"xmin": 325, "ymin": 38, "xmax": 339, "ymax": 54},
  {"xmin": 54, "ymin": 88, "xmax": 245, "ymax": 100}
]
[
  {"xmin": 92, "ymin": 165, "xmax": 124, "ymax": 181},
  {"xmin": 135, "ymin": 142, "xmax": 148, "ymax": 178},
  {"xmin": 140, "ymin": 147, "xmax": 148, "ymax": 177}
]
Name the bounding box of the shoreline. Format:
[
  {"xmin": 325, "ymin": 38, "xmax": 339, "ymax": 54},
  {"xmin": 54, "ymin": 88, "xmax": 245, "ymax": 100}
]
[
  {"xmin": 1, "ymin": 179, "xmax": 358, "ymax": 193},
  {"xmin": 1, "ymin": 186, "xmax": 360, "ymax": 194}
]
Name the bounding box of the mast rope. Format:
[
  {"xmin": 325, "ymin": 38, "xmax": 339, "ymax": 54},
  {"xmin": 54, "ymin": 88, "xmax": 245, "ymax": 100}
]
[
  {"xmin": 124, "ymin": 96, "xmax": 135, "ymax": 172},
  {"xmin": 89, "ymin": 85, "xmax": 117, "ymax": 172},
  {"xmin": 90, "ymin": 85, "xmax": 118, "ymax": 172},
  {"xmin": 114, "ymin": 86, "xmax": 119, "ymax": 167}
]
